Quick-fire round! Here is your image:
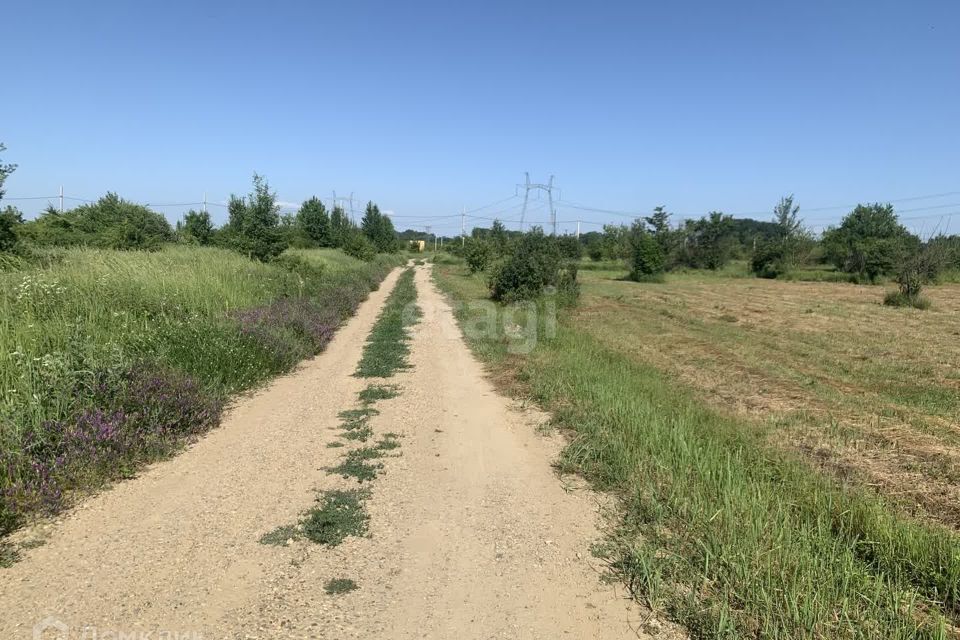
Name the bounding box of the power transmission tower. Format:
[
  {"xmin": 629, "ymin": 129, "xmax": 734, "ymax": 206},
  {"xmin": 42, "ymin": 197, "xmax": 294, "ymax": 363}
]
[
  {"xmin": 331, "ymin": 191, "xmax": 357, "ymax": 222},
  {"xmin": 516, "ymin": 172, "xmax": 559, "ymax": 234}
]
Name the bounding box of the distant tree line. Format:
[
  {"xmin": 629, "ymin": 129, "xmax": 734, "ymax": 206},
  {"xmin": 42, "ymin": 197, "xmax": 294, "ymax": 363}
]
[
  {"xmin": 0, "ymin": 148, "xmax": 400, "ymax": 263},
  {"xmin": 453, "ymin": 196, "xmax": 958, "ymax": 309}
]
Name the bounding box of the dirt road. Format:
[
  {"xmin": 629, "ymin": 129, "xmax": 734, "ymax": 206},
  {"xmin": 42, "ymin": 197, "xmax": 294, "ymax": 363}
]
[{"xmin": 1, "ymin": 264, "xmax": 653, "ymax": 639}]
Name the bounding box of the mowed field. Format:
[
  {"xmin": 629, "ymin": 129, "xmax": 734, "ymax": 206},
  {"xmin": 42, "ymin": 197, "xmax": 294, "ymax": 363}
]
[{"xmin": 576, "ymin": 267, "xmax": 960, "ymax": 528}]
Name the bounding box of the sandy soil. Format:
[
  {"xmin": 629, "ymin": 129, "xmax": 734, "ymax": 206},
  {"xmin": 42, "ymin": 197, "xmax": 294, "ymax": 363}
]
[{"xmin": 1, "ymin": 264, "xmax": 664, "ymax": 639}]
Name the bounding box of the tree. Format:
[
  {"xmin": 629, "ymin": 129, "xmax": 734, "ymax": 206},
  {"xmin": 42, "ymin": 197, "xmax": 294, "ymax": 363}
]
[
  {"xmin": 226, "ymin": 174, "xmax": 285, "ymax": 261},
  {"xmin": 296, "ymin": 197, "xmax": 330, "ymax": 247},
  {"xmin": 600, "ymin": 224, "xmax": 631, "ymax": 260},
  {"xmin": 180, "ymin": 210, "xmax": 214, "ymax": 245},
  {"xmin": 643, "ymin": 205, "xmax": 677, "ymax": 266},
  {"xmin": 628, "ymin": 221, "xmax": 665, "ymax": 281},
  {"xmin": 464, "ymin": 238, "xmax": 493, "ymax": 272},
  {"xmin": 0, "ymin": 143, "xmax": 16, "ymax": 203},
  {"xmin": 489, "ymin": 219, "xmax": 509, "ymax": 253},
  {"xmin": 679, "ymin": 212, "xmax": 735, "ymax": 270},
  {"xmin": 360, "ymin": 201, "xmax": 398, "ymax": 253},
  {"xmin": 822, "ymin": 203, "xmax": 918, "ymax": 281},
  {"xmin": 751, "ymin": 195, "xmax": 808, "ymax": 278},
  {"xmin": 773, "ymin": 195, "xmax": 802, "ymax": 242},
  {"xmin": 329, "ymin": 205, "xmax": 352, "ymax": 248},
  {"xmin": 0, "ymin": 206, "xmax": 23, "ymax": 252}
]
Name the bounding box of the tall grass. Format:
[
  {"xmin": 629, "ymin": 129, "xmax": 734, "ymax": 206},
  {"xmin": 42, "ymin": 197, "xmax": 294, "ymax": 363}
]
[
  {"xmin": 434, "ymin": 260, "xmax": 960, "ymax": 639},
  {"xmin": 0, "ymin": 245, "xmax": 401, "ymax": 536}
]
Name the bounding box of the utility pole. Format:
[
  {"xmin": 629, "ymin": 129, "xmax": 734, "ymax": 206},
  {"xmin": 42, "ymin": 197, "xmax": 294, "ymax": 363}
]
[
  {"xmin": 519, "ymin": 173, "xmax": 530, "ymax": 231},
  {"xmin": 59, "ymin": 185, "xmax": 63, "ymax": 213},
  {"xmin": 547, "ymin": 175, "xmax": 556, "ymax": 236},
  {"xmin": 576, "ymin": 220, "xmax": 581, "ymax": 239},
  {"xmin": 203, "ymin": 192, "xmax": 207, "ymax": 214},
  {"xmin": 516, "ymin": 173, "xmax": 559, "ymax": 234},
  {"xmin": 461, "ymin": 206, "xmax": 466, "ymax": 246}
]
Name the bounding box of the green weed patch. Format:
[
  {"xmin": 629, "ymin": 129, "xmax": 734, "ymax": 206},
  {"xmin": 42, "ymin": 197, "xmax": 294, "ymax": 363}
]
[
  {"xmin": 324, "ymin": 578, "xmax": 359, "ymax": 595},
  {"xmin": 358, "ymin": 384, "xmax": 401, "ymax": 404},
  {"xmin": 302, "ymin": 489, "xmax": 369, "ymax": 546}
]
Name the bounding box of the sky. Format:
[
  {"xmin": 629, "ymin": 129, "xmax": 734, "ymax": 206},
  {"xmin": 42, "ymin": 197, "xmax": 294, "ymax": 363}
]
[{"xmin": 3, "ymin": 0, "xmax": 959, "ymax": 236}]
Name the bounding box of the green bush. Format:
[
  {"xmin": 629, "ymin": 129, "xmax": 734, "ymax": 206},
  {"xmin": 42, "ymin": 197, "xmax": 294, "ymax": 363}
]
[
  {"xmin": 464, "ymin": 238, "xmax": 493, "ymax": 273},
  {"xmin": 883, "ymin": 243, "xmax": 946, "ymax": 310},
  {"xmin": 677, "ymin": 211, "xmax": 735, "ymax": 270},
  {"xmin": 883, "ymin": 290, "xmax": 930, "ymax": 309},
  {"xmin": 178, "ymin": 210, "xmax": 214, "ymax": 245},
  {"xmin": 822, "ymin": 204, "xmax": 919, "ymax": 281},
  {"xmin": 489, "ymin": 230, "xmax": 577, "ymax": 303},
  {"xmin": 342, "ymin": 230, "xmax": 376, "ymax": 262},
  {"xmin": 556, "ymin": 235, "xmax": 582, "ymax": 260},
  {"xmin": 587, "ymin": 240, "xmax": 603, "ymax": 261},
  {"xmin": 23, "ymin": 194, "xmax": 174, "ymax": 250},
  {"xmin": 750, "ymin": 239, "xmax": 789, "ymax": 279},
  {"xmin": 272, "ymin": 251, "xmax": 326, "ymax": 281},
  {"xmin": 0, "ymin": 206, "xmax": 23, "ymax": 253},
  {"xmin": 628, "ymin": 226, "xmax": 665, "ymax": 282}
]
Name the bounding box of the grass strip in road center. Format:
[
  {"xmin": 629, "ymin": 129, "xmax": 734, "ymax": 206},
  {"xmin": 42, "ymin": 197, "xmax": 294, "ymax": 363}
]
[{"xmin": 354, "ymin": 268, "xmax": 420, "ymax": 378}]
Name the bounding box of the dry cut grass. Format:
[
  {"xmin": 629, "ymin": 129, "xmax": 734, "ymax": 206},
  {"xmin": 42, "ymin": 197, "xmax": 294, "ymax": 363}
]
[{"xmin": 577, "ymin": 269, "xmax": 960, "ymax": 528}]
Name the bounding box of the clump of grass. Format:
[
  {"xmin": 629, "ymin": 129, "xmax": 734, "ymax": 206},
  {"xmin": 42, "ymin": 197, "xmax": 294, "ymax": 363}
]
[
  {"xmin": 338, "ymin": 407, "xmax": 378, "ymax": 442},
  {"xmin": 302, "ymin": 489, "xmax": 369, "ymax": 546},
  {"xmin": 324, "ymin": 578, "xmax": 359, "ymax": 595},
  {"xmin": 358, "ymin": 384, "xmax": 401, "ymax": 404},
  {"xmin": 338, "ymin": 407, "xmax": 379, "ymax": 421},
  {"xmin": 326, "ymin": 441, "xmax": 345, "ymax": 448},
  {"xmin": 0, "ymin": 542, "xmax": 21, "ymax": 568},
  {"xmin": 883, "ymin": 290, "xmax": 931, "ymax": 309},
  {"xmin": 326, "ymin": 437, "xmax": 401, "ymax": 481},
  {"xmin": 327, "ymin": 448, "xmax": 383, "ymax": 482},
  {"xmin": 355, "ymin": 268, "xmax": 420, "ymax": 378},
  {"xmin": 341, "ymin": 421, "xmax": 373, "ymax": 442},
  {"xmin": 258, "ymin": 524, "xmax": 300, "ymax": 546},
  {"xmin": 375, "ymin": 434, "xmax": 401, "ymax": 451}
]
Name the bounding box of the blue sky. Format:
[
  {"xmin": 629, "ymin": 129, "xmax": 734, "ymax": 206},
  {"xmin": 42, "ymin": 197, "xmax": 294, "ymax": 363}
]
[{"xmin": 3, "ymin": 0, "xmax": 959, "ymax": 236}]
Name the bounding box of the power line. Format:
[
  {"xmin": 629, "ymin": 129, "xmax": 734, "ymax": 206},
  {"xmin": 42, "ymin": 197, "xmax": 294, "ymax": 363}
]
[{"xmin": 464, "ymin": 194, "xmax": 521, "ymax": 214}]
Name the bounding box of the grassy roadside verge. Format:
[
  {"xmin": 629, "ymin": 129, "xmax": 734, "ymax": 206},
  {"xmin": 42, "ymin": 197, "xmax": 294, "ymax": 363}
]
[
  {"xmin": 433, "ymin": 260, "xmax": 960, "ymax": 639},
  {"xmin": 0, "ymin": 246, "xmax": 403, "ymax": 539}
]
